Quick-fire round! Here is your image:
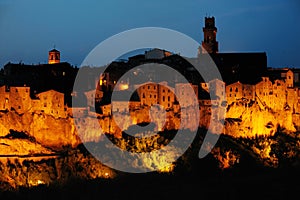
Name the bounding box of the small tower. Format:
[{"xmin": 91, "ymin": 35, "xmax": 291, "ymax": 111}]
[
  {"xmin": 199, "ymin": 16, "xmax": 219, "ymax": 54},
  {"xmin": 48, "ymin": 48, "xmax": 60, "ymax": 64}
]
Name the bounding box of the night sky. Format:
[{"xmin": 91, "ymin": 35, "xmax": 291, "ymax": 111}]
[{"xmin": 0, "ymin": 0, "xmax": 299, "ymax": 68}]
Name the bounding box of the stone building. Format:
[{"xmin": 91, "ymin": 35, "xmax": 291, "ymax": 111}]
[
  {"xmin": 135, "ymin": 82, "xmax": 176, "ymax": 109},
  {"xmin": 225, "ymin": 73, "xmax": 300, "ymax": 113},
  {"xmin": 136, "ymin": 82, "xmax": 159, "ymax": 106},
  {"xmin": 35, "ymin": 90, "xmax": 66, "ymax": 118},
  {"xmin": 255, "ymin": 77, "xmax": 273, "ymax": 107},
  {"xmin": 0, "ymin": 86, "xmax": 31, "ymax": 114},
  {"xmin": 267, "ymin": 68, "xmax": 299, "ymax": 88},
  {"xmin": 226, "ymin": 82, "xmax": 243, "ymax": 105},
  {"xmin": 175, "ymin": 83, "xmax": 198, "ymax": 108},
  {"xmin": 157, "ymin": 82, "xmax": 175, "ymax": 110},
  {"xmin": 208, "ymin": 79, "xmax": 226, "ymax": 102},
  {"xmin": 9, "ymin": 86, "xmax": 32, "ymax": 113},
  {"xmin": 226, "ymin": 81, "xmax": 255, "ymax": 105},
  {"xmin": 84, "ymin": 89, "xmax": 103, "ymax": 108},
  {"xmin": 111, "ymin": 91, "xmax": 140, "ymax": 113}
]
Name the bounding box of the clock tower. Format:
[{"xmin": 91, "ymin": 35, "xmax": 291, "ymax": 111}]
[{"xmin": 199, "ymin": 16, "xmax": 219, "ymax": 55}]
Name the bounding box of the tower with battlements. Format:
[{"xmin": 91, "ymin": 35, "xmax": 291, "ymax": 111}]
[{"xmin": 199, "ymin": 16, "xmax": 219, "ymax": 55}]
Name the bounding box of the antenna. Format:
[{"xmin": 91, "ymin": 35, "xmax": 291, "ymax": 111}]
[{"xmin": 53, "ymin": 44, "xmax": 56, "ymax": 49}]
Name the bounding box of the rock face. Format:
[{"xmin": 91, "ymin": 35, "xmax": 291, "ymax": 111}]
[
  {"xmin": 225, "ymin": 100, "xmax": 300, "ymax": 138},
  {"xmin": 0, "ymin": 111, "xmax": 79, "ymax": 149},
  {"xmin": 0, "ymin": 104, "xmax": 209, "ymax": 149},
  {"xmin": 0, "ymin": 98, "xmax": 299, "ymax": 149}
]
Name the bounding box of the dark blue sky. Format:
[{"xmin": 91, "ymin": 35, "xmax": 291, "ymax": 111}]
[{"xmin": 0, "ymin": 0, "xmax": 300, "ymax": 68}]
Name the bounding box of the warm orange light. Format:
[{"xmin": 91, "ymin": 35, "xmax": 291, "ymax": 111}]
[{"xmin": 119, "ymin": 84, "xmax": 129, "ymax": 90}]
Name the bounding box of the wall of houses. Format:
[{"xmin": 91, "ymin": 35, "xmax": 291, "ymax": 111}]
[
  {"xmin": 84, "ymin": 89, "xmax": 103, "ymax": 108},
  {"xmin": 0, "ymin": 86, "xmax": 31, "ymax": 114},
  {"xmin": 209, "ymin": 79, "xmax": 226, "ymax": 102},
  {"xmin": 0, "ymin": 86, "xmax": 66, "ymax": 118},
  {"xmin": 175, "ymin": 83, "xmax": 198, "ymax": 108},
  {"xmin": 225, "ymin": 75, "xmax": 300, "ymax": 113},
  {"xmin": 137, "ymin": 82, "xmax": 158, "ymax": 106},
  {"xmin": 158, "ymin": 84, "xmax": 175, "ymax": 109},
  {"xmin": 35, "ymin": 90, "xmax": 66, "ymax": 118}
]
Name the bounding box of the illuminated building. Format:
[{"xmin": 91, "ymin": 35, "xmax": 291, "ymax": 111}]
[{"xmin": 48, "ymin": 48, "xmax": 60, "ymax": 64}]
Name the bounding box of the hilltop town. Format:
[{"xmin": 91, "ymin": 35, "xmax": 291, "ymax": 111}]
[
  {"xmin": 0, "ymin": 16, "xmax": 300, "ymax": 192},
  {"xmin": 0, "ymin": 17, "xmax": 300, "ymax": 138}
]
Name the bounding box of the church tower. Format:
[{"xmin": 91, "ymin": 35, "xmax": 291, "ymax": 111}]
[
  {"xmin": 48, "ymin": 48, "xmax": 60, "ymax": 64},
  {"xmin": 199, "ymin": 16, "xmax": 219, "ymax": 54}
]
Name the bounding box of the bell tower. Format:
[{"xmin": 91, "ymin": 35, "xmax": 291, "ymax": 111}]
[
  {"xmin": 199, "ymin": 16, "xmax": 218, "ymax": 54},
  {"xmin": 48, "ymin": 48, "xmax": 60, "ymax": 64}
]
